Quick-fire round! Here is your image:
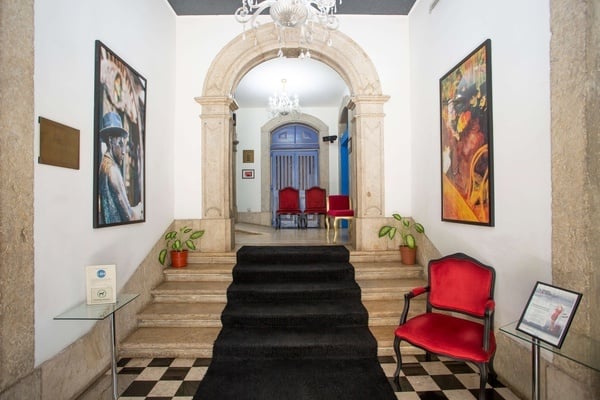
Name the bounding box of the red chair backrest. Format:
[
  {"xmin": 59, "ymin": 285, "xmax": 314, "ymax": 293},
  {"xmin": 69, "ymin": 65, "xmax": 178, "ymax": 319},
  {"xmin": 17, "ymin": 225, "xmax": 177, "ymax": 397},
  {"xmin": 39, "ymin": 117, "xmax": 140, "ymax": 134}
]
[
  {"xmin": 328, "ymin": 195, "xmax": 350, "ymax": 211},
  {"xmin": 305, "ymin": 187, "xmax": 326, "ymax": 211},
  {"xmin": 428, "ymin": 253, "xmax": 495, "ymax": 318},
  {"xmin": 278, "ymin": 187, "xmax": 300, "ymax": 211}
]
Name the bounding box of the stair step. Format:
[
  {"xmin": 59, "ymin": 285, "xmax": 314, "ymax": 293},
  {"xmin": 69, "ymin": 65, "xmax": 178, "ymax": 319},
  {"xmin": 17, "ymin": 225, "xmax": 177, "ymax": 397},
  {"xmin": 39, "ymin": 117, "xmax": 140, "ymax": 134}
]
[
  {"xmin": 152, "ymin": 281, "xmax": 230, "ymax": 303},
  {"xmin": 119, "ymin": 327, "xmax": 221, "ymax": 358},
  {"xmin": 350, "ymin": 250, "xmax": 401, "ymax": 263},
  {"xmin": 357, "ymin": 278, "xmax": 426, "ymax": 300},
  {"xmin": 352, "ymin": 262, "xmax": 423, "ymax": 280},
  {"xmin": 163, "ymin": 263, "xmax": 234, "ymax": 282},
  {"xmin": 187, "ymin": 252, "xmax": 236, "ymax": 264},
  {"xmin": 212, "ymin": 326, "xmax": 377, "ymax": 360},
  {"xmin": 137, "ymin": 302, "xmax": 226, "ymax": 327},
  {"xmin": 221, "ymin": 300, "xmax": 368, "ymax": 328},
  {"xmin": 119, "ymin": 248, "xmax": 428, "ymax": 359}
]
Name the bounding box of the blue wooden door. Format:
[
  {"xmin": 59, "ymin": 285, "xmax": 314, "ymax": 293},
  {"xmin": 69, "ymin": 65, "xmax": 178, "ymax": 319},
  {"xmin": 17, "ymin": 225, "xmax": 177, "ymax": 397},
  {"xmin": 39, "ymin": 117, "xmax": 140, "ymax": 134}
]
[{"xmin": 271, "ymin": 124, "xmax": 320, "ymax": 227}]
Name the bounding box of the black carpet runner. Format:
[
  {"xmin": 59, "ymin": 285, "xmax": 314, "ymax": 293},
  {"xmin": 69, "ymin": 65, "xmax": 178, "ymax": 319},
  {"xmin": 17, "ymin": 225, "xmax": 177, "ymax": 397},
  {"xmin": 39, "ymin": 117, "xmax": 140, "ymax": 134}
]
[{"xmin": 193, "ymin": 245, "xmax": 395, "ymax": 400}]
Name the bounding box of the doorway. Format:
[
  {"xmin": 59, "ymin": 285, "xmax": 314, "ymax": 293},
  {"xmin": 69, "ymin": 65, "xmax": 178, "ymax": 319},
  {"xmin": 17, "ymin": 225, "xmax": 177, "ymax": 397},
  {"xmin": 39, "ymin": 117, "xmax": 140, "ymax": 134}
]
[{"xmin": 270, "ymin": 124, "xmax": 320, "ymax": 227}]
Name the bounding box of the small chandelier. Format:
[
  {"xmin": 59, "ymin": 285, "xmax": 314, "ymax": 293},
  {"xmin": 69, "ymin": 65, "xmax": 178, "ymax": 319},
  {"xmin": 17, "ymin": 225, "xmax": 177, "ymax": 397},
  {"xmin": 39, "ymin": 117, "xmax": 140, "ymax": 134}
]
[
  {"xmin": 235, "ymin": 0, "xmax": 342, "ymax": 58},
  {"xmin": 269, "ymin": 79, "xmax": 300, "ymax": 117}
]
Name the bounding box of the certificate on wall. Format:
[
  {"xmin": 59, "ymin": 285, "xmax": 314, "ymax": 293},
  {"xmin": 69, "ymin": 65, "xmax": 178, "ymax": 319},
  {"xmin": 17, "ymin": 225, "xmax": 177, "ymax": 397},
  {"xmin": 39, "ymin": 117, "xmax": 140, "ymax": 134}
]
[
  {"xmin": 516, "ymin": 282, "xmax": 582, "ymax": 348},
  {"xmin": 86, "ymin": 264, "xmax": 117, "ymax": 304}
]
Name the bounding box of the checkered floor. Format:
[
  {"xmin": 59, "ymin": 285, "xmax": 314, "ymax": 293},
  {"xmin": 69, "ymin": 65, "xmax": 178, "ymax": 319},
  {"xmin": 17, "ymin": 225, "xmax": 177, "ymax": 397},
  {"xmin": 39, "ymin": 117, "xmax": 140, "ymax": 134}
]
[{"xmin": 116, "ymin": 354, "xmax": 521, "ymax": 399}]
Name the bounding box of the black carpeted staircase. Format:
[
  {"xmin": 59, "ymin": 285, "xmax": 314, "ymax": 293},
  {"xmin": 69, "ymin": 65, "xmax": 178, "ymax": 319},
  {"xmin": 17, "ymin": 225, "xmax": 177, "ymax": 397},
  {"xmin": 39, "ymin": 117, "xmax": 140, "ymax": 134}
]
[{"xmin": 193, "ymin": 245, "xmax": 396, "ymax": 400}]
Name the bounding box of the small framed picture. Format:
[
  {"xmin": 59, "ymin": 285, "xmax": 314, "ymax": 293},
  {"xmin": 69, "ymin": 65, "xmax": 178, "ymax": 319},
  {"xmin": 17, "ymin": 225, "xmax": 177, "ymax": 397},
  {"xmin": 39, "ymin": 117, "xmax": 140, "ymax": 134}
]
[
  {"xmin": 243, "ymin": 149, "xmax": 254, "ymax": 163},
  {"xmin": 516, "ymin": 281, "xmax": 582, "ymax": 348},
  {"xmin": 242, "ymin": 169, "xmax": 255, "ymax": 179}
]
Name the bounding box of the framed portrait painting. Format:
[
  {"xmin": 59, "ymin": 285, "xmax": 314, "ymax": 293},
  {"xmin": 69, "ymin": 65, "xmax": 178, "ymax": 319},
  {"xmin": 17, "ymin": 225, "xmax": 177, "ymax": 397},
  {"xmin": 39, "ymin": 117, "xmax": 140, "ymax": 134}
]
[
  {"xmin": 93, "ymin": 40, "xmax": 146, "ymax": 228},
  {"xmin": 440, "ymin": 39, "xmax": 494, "ymax": 226}
]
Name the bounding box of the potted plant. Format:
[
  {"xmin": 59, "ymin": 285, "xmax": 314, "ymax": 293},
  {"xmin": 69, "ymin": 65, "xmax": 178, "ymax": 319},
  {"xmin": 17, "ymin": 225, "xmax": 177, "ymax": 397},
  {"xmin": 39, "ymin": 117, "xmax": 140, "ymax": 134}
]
[
  {"xmin": 378, "ymin": 214, "xmax": 425, "ymax": 265},
  {"xmin": 158, "ymin": 226, "xmax": 205, "ymax": 268}
]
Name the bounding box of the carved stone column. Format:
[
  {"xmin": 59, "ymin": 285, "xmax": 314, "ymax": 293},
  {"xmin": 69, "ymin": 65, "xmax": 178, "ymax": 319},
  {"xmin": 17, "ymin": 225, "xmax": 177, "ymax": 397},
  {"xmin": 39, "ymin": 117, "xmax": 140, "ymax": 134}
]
[
  {"xmin": 348, "ymin": 95, "xmax": 389, "ymax": 251},
  {"xmin": 194, "ymin": 96, "xmax": 238, "ymax": 251}
]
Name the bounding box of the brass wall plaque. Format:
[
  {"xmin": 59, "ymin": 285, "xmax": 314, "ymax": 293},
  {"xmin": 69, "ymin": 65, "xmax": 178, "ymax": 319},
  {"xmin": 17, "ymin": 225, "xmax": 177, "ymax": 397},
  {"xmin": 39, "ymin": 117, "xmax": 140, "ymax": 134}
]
[
  {"xmin": 39, "ymin": 117, "xmax": 80, "ymax": 169},
  {"xmin": 243, "ymin": 149, "xmax": 254, "ymax": 163}
]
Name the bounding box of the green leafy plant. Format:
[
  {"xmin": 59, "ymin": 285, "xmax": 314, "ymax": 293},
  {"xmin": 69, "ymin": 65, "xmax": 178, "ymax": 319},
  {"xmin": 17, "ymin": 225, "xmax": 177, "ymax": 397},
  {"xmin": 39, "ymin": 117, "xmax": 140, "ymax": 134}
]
[
  {"xmin": 378, "ymin": 214, "xmax": 425, "ymax": 249},
  {"xmin": 158, "ymin": 226, "xmax": 205, "ymax": 265}
]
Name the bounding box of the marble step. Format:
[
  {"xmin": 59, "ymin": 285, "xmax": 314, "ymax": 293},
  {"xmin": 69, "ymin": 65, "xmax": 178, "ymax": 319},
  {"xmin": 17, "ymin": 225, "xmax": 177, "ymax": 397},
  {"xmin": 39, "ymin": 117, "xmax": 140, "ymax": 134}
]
[
  {"xmin": 151, "ymin": 281, "xmax": 230, "ymax": 303},
  {"xmin": 163, "ymin": 263, "xmax": 235, "ymax": 282},
  {"xmin": 163, "ymin": 261, "xmax": 422, "ymax": 282},
  {"xmin": 118, "ymin": 326, "xmax": 420, "ymax": 359},
  {"xmin": 135, "ymin": 297, "xmax": 426, "ymax": 329},
  {"xmin": 352, "ymin": 261, "xmax": 423, "ymax": 280},
  {"xmin": 357, "ymin": 278, "xmax": 426, "ymax": 301}
]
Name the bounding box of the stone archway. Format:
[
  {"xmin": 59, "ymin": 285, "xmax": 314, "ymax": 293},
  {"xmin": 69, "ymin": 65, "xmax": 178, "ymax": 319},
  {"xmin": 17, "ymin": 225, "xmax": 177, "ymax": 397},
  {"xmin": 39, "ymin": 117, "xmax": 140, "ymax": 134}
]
[{"xmin": 196, "ymin": 23, "xmax": 389, "ymax": 252}]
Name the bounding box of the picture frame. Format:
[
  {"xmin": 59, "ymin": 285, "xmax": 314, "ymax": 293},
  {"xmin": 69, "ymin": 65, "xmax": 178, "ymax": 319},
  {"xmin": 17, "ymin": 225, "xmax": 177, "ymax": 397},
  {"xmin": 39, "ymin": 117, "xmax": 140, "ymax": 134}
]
[
  {"xmin": 243, "ymin": 149, "xmax": 254, "ymax": 163},
  {"xmin": 439, "ymin": 39, "xmax": 494, "ymax": 226},
  {"xmin": 242, "ymin": 169, "xmax": 255, "ymax": 179},
  {"xmin": 93, "ymin": 40, "xmax": 146, "ymax": 228},
  {"xmin": 516, "ymin": 281, "xmax": 582, "ymax": 348}
]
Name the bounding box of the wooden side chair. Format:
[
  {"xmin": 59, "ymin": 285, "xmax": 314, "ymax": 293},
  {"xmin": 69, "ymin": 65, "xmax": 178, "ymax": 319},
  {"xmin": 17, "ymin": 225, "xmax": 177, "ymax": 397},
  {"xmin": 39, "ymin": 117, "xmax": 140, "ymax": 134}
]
[
  {"xmin": 393, "ymin": 252, "xmax": 497, "ymax": 400},
  {"xmin": 275, "ymin": 187, "xmax": 302, "ymax": 229},
  {"xmin": 325, "ymin": 195, "xmax": 354, "ymax": 243}
]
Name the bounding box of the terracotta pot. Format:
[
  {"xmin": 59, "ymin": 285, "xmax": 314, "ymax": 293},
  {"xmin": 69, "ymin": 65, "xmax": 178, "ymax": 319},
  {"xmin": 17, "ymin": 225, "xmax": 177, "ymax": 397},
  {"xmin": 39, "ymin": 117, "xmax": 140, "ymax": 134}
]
[
  {"xmin": 170, "ymin": 250, "xmax": 188, "ymax": 268},
  {"xmin": 399, "ymin": 246, "xmax": 417, "ymax": 265}
]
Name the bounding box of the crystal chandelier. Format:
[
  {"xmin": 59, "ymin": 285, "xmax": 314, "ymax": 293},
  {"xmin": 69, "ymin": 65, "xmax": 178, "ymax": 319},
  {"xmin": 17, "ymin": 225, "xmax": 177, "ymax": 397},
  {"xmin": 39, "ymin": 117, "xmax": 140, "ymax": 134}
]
[
  {"xmin": 269, "ymin": 79, "xmax": 300, "ymax": 117},
  {"xmin": 235, "ymin": 0, "xmax": 342, "ymax": 58}
]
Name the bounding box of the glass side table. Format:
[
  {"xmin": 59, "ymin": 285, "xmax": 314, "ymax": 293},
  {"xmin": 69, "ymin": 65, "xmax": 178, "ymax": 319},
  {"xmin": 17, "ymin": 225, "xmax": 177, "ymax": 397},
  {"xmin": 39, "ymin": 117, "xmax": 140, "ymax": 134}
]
[
  {"xmin": 55, "ymin": 293, "xmax": 139, "ymax": 400},
  {"xmin": 500, "ymin": 321, "xmax": 599, "ymax": 400}
]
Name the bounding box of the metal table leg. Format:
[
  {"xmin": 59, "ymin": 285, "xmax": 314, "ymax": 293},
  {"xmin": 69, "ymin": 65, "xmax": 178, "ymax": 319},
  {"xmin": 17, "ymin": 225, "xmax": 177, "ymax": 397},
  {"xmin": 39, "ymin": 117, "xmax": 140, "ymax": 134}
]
[
  {"xmin": 532, "ymin": 338, "xmax": 540, "ymax": 400},
  {"xmin": 110, "ymin": 313, "xmax": 118, "ymax": 400}
]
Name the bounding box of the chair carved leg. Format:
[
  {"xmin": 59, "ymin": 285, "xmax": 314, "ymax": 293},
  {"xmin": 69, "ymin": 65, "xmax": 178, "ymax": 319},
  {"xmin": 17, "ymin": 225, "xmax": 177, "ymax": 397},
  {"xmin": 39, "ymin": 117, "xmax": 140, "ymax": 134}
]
[
  {"xmin": 393, "ymin": 336, "xmax": 403, "ymax": 384},
  {"xmin": 488, "ymin": 355, "xmax": 498, "ymax": 383},
  {"xmin": 333, "ymin": 218, "xmax": 339, "ymax": 243},
  {"xmin": 477, "ymin": 362, "xmax": 488, "ymax": 400}
]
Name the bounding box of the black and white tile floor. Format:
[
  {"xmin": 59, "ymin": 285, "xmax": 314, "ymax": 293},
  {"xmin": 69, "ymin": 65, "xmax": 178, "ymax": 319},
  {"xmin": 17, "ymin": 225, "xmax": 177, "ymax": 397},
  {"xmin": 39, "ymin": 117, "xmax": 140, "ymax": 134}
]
[{"xmin": 115, "ymin": 354, "xmax": 521, "ymax": 400}]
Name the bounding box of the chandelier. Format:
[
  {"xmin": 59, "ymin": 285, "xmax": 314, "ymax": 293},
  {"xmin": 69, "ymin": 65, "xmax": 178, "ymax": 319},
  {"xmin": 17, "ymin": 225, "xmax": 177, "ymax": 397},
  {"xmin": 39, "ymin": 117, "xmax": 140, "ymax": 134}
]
[
  {"xmin": 269, "ymin": 79, "xmax": 300, "ymax": 117},
  {"xmin": 235, "ymin": 0, "xmax": 342, "ymax": 58}
]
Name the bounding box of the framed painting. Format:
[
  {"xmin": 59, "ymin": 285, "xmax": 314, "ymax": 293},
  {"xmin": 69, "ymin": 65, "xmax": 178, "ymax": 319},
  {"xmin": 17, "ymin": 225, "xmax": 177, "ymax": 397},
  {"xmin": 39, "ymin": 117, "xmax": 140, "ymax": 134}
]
[
  {"xmin": 93, "ymin": 40, "xmax": 147, "ymax": 228},
  {"xmin": 242, "ymin": 169, "xmax": 255, "ymax": 179},
  {"xmin": 517, "ymin": 282, "xmax": 582, "ymax": 348},
  {"xmin": 440, "ymin": 39, "xmax": 494, "ymax": 226}
]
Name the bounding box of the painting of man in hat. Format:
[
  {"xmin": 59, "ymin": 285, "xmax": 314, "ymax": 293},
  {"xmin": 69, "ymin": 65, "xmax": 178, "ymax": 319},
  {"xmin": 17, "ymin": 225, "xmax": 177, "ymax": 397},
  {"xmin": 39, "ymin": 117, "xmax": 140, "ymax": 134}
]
[
  {"xmin": 93, "ymin": 41, "xmax": 146, "ymax": 227},
  {"xmin": 98, "ymin": 111, "xmax": 143, "ymax": 225}
]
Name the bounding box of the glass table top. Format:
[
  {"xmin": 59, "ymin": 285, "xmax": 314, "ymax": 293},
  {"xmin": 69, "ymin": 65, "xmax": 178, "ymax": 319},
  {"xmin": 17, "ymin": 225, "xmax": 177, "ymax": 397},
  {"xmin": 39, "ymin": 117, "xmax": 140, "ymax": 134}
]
[
  {"xmin": 54, "ymin": 293, "xmax": 139, "ymax": 321},
  {"xmin": 500, "ymin": 321, "xmax": 599, "ymax": 372}
]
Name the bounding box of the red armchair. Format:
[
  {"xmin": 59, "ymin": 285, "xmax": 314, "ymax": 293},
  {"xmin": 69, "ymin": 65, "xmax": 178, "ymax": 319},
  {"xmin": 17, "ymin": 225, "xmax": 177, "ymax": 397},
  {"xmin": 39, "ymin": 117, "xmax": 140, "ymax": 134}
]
[
  {"xmin": 393, "ymin": 252, "xmax": 497, "ymax": 400},
  {"xmin": 325, "ymin": 195, "xmax": 354, "ymax": 243},
  {"xmin": 276, "ymin": 187, "xmax": 302, "ymax": 229}
]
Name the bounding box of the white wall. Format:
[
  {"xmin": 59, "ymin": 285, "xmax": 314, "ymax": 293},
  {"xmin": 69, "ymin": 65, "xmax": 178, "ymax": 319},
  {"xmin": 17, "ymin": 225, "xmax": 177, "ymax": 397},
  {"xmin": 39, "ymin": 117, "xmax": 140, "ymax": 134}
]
[
  {"xmin": 174, "ymin": 15, "xmax": 410, "ymax": 218},
  {"xmin": 409, "ymin": 0, "xmax": 552, "ymax": 326},
  {"xmin": 34, "ymin": 0, "xmax": 176, "ymax": 365}
]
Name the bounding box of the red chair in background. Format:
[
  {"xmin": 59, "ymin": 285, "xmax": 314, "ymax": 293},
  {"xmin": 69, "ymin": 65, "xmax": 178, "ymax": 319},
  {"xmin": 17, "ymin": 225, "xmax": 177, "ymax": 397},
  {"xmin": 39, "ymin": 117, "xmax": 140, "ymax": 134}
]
[
  {"xmin": 393, "ymin": 253, "xmax": 497, "ymax": 400},
  {"xmin": 276, "ymin": 187, "xmax": 302, "ymax": 229},
  {"xmin": 326, "ymin": 195, "xmax": 354, "ymax": 243},
  {"xmin": 303, "ymin": 187, "xmax": 327, "ymax": 228}
]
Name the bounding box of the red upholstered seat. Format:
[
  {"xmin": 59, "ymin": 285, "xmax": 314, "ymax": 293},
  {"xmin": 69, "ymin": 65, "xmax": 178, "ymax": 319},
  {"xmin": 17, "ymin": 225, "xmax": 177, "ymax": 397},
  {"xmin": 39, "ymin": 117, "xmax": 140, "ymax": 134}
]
[
  {"xmin": 326, "ymin": 195, "xmax": 354, "ymax": 243},
  {"xmin": 276, "ymin": 187, "xmax": 302, "ymax": 229},
  {"xmin": 303, "ymin": 187, "xmax": 327, "ymax": 228},
  {"xmin": 393, "ymin": 253, "xmax": 497, "ymax": 400},
  {"xmin": 304, "ymin": 186, "xmax": 326, "ymax": 214}
]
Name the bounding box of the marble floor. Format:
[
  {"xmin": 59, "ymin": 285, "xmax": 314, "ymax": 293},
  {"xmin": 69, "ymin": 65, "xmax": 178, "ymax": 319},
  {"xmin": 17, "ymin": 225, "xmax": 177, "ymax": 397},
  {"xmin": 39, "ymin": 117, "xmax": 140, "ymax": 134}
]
[{"xmin": 114, "ymin": 354, "xmax": 520, "ymax": 400}]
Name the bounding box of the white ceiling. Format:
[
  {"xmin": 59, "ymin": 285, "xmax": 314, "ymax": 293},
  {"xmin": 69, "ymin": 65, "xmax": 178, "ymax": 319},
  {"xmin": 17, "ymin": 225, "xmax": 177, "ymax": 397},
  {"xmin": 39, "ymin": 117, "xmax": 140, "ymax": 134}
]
[{"xmin": 234, "ymin": 57, "xmax": 349, "ymax": 109}]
